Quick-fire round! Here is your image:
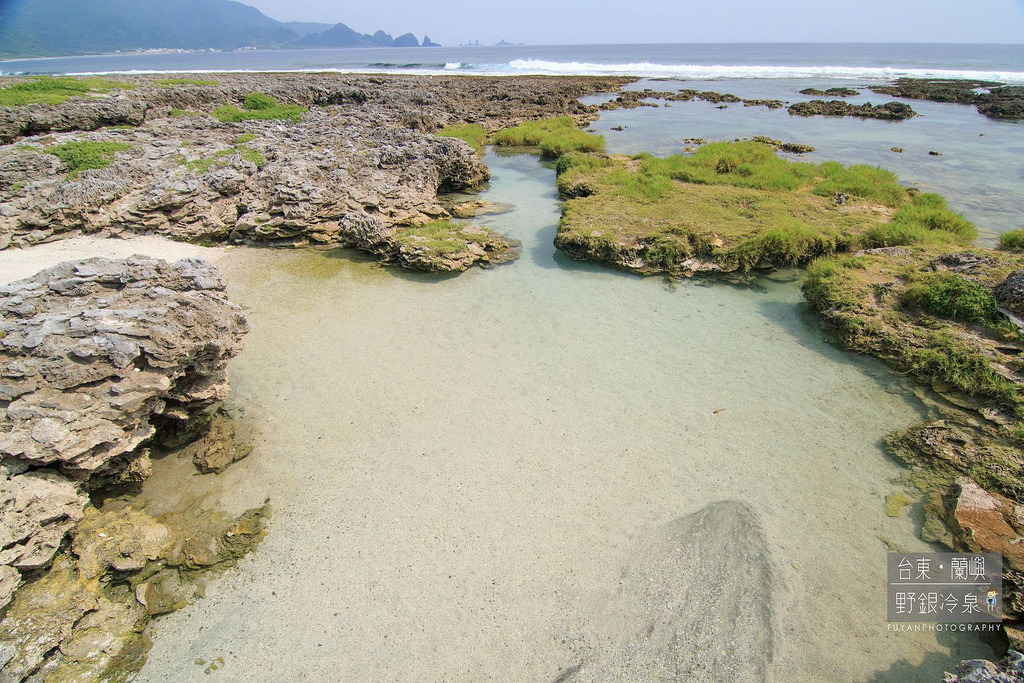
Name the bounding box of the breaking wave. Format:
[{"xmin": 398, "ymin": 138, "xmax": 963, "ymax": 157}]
[{"xmin": 506, "ymin": 59, "xmax": 1024, "ymax": 83}]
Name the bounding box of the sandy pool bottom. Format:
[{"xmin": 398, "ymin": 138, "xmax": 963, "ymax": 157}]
[{"xmin": 131, "ymin": 238, "xmax": 988, "ymax": 681}]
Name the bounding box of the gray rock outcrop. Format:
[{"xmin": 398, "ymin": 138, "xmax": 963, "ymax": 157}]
[
  {"xmin": 0, "ymin": 255, "xmax": 248, "ymax": 482},
  {"xmin": 0, "ymin": 256, "xmax": 252, "ymax": 681},
  {"xmin": 0, "ymin": 73, "xmax": 629, "ymax": 269}
]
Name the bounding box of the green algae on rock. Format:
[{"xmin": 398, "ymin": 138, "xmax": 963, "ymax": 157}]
[
  {"xmin": 391, "ymin": 220, "xmax": 519, "ymax": 271},
  {"xmin": 0, "ymin": 500, "xmax": 270, "ymax": 681},
  {"xmin": 553, "ymin": 140, "xmax": 973, "ymax": 276},
  {"xmin": 884, "ymin": 491, "xmax": 912, "ymax": 517}
]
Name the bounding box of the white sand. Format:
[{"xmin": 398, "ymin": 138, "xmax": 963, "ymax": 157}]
[{"xmin": 0, "ymin": 236, "xmax": 228, "ymax": 285}]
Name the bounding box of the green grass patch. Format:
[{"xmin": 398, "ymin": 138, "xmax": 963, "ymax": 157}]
[
  {"xmin": 640, "ymin": 142, "xmax": 820, "ymax": 192},
  {"xmin": 555, "ymin": 141, "xmax": 981, "ymax": 275},
  {"xmin": 803, "ymin": 255, "xmax": 870, "ymax": 309},
  {"xmin": 156, "ymin": 78, "xmax": 219, "ymax": 87},
  {"xmin": 238, "ymin": 146, "xmax": 266, "ymax": 168},
  {"xmin": 862, "ymin": 193, "xmax": 976, "ymax": 247},
  {"xmin": 211, "ymin": 93, "xmax": 306, "ymax": 123},
  {"xmin": 555, "ymin": 152, "xmax": 614, "ymax": 197},
  {"xmin": 812, "ymin": 161, "xmax": 908, "ymax": 206},
  {"xmin": 902, "ymin": 333, "xmax": 1018, "ymax": 402},
  {"xmin": 999, "ymin": 229, "xmax": 1024, "ymax": 252},
  {"xmin": 181, "ymin": 148, "xmax": 233, "ymax": 173},
  {"xmin": 47, "ymin": 140, "xmax": 132, "ymax": 176},
  {"xmin": 180, "ymin": 143, "xmax": 266, "ymax": 173},
  {"xmin": 394, "ymin": 220, "xmax": 469, "ymax": 254},
  {"xmin": 727, "ymin": 222, "xmax": 852, "ymax": 271},
  {"xmin": 437, "ymin": 124, "xmax": 487, "ymax": 155},
  {"xmin": 903, "ymin": 272, "xmax": 1011, "ymax": 331},
  {"xmin": 235, "ymin": 133, "xmax": 257, "ymax": 144},
  {"xmin": 492, "ymin": 117, "xmax": 604, "ymax": 158},
  {"xmin": 555, "ymin": 142, "xmax": 910, "ymax": 273},
  {"xmin": 0, "ymin": 76, "xmax": 134, "ymax": 106}
]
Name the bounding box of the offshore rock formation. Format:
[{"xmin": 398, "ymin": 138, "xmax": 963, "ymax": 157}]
[
  {"xmin": 870, "ymin": 78, "xmax": 1024, "ymax": 121},
  {"xmin": 788, "ymin": 99, "xmax": 917, "ymax": 120},
  {"xmin": 798, "ymin": 87, "xmax": 859, "ymax": 97},
  {"xmin": 598, "ymin": 87, "xmax": 783, "ymax": 111},
  {"xmin": 0, "ymin": 257, "xmax": 257, "ymax": 682}
]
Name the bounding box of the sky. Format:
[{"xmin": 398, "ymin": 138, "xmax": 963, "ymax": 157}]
[{"xmin": 242, "ymin": 0, "xmax": 1024, "ymax": 45}]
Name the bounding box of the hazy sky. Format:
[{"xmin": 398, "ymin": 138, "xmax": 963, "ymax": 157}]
[{"xmin": 242, "ymin": 0, "xmax": 1024, "ymax": 45}]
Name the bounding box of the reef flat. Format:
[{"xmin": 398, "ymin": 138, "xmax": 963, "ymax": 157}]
[{"xmin": 0, "ymin": 73, "xmax": 629, "ymax": 272}]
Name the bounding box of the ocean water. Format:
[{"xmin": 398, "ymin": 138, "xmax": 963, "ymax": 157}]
[{"xmin": 3, "ymin": 42, "xmax": 1024, "ymax": 81}]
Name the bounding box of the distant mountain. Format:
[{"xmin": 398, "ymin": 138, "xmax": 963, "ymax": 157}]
[
  {"xmin": 293, "ymin": 24, "xmax": 428, "ymax": 49},
  {"xmin": 0, "ymin": 0, "xmax": 439, "ymax": 58},
  {"xmin": 0, "ymin": 0, "xmax": 296, "ymax": 57},
  {"xmin": 282, "ymin": 21, "xmax": 334, "ymax": 37}
]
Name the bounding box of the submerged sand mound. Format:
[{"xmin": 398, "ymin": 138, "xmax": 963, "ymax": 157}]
[{"xmin": 574, "ymin": 501, "xmax": 775, "ymax": 681}]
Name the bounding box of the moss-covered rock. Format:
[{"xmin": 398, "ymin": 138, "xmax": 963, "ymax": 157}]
[
  {"xmin": 391, "ymin": 220, "xmax": 519, "ymax": 272},
  {"xmin": 0, "ymin": 499, "xmax": 270, "ymax": 682},
  {"xmin": 553, "ymin": 142, "xmax": 973, "ymax": 276}
]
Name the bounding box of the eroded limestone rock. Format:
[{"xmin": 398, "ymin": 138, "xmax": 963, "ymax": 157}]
[
  {"xmin": 0, "ymin": 468, "xmax": 87, "ymax": 573},
  {"xmin": 0, "ymin": 256, "xmax": 248, "ymax": 482},
  {"xmin": 950, "ymin": 477, "xmax": 1024, "ymax": 572},
  {"xmin": 0, "ymin": 501, "xmax": 269, "ymax": 682}
]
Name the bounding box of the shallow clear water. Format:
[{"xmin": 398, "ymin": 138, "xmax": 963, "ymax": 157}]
[
  {"xmin": 586, "ymin": 78, "xmax": 1024, "ymax": 243},
  {"xmin": 138, "ymin": 150, "xmax": 990, "ymax": 682}
]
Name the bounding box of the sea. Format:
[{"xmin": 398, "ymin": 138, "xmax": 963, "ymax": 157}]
[
  {"xmin": 2, "ymin": 42, "xmax": 1024, "ymax": 82},
  {"xmin": 5, "ymin": 44, "xmax": 1024, "ymax": 680}
]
